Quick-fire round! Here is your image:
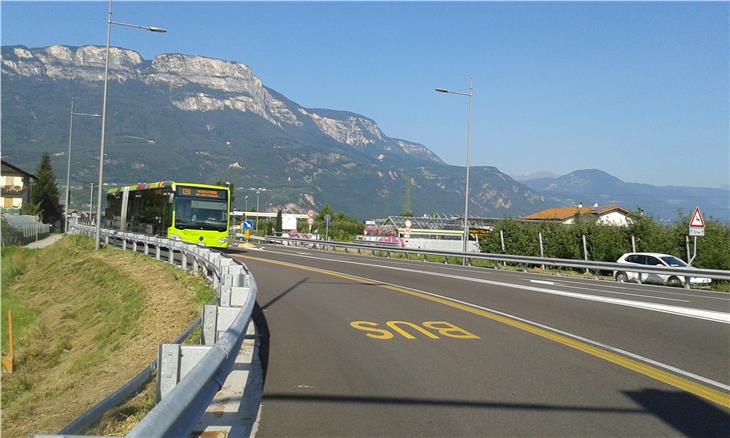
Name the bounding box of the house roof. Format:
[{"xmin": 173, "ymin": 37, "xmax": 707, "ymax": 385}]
[
  {"xmin": 521, "ymin": 205, "xmax": 630, "ymax": 221},
  {"xmin": 1, "ymin": 159, "xmax": 37, "ymax": 180}
]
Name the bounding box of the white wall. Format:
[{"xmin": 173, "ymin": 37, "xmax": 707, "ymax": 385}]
[
  {"xmin": 405, "ymin": 238, "xmax": 480, "ymax": 253},
  {"xmin": 598, "ymin": 211, "xmax": 631, "ymax": 227}
]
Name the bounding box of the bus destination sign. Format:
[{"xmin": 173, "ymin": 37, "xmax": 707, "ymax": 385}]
[{"xmin": 177, "ymin": 187, "xmax": 225, "ymax": 199}]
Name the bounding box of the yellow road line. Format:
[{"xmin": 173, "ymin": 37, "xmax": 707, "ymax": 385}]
[{"xmin": 237, "ymin": 254, "xmax": 730, "ymax": 409}]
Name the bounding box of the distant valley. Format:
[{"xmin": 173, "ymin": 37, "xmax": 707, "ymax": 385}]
[{"xmin": 521, "ymin": 169, "xmax": 729, "ymax": 222}]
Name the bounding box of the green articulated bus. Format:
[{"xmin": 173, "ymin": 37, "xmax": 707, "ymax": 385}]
[{"xmin": 105, "ymin": 181, "xmax": 230, "ymax": 248}]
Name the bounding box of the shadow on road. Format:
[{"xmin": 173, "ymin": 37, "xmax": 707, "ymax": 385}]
[
  {"xmin": 260, "ymin": 277, "xmax": 309, "ymax": 310},
  {"xmin": 624, "ymin": 388, "xmax": 730, "ymax": 437},
  {"xmin": 260, "ymin": 393, "xmax": 644, "ymax": 414}
]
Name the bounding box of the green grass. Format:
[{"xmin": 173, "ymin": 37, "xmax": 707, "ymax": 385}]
[
  {"xmin": 1, "ymin": 235, "xmax": 215, "ymax": 437},
  {"xmin": 2, "ymin": 246, "xmax": 39, "ymax": 356}
]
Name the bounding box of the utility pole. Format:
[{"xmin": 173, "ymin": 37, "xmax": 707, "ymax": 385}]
[{"xmin": 89, "ymin": 182, "xmax": 94, "ymax": 224}]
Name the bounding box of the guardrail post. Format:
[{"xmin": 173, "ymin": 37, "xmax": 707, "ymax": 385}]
[
  {"xmin": 105, "ymin": 235, "xmax": 109, "ymax": 245},
  {"xmin": 522, "ymin": 263, "xmax": 528, "ymax": 273},
  {"xmin": 684, "ymin": 276, "xmax": 691, "ymax": 289},
  {"xmin": 144, "ymin": 242, "xmax": 149, "ymax": 255},
  {"xmin": 168, "ymin": 248, "xmax": 175, "ymax": 265},
  {"xmin": 182, "ymin": 253, "xmax": 187, "ymax": 270},
  {"xmin": 157, "ymin": 344, "xmax": 180, "ymax": 401},
  {"xmin": 122, "ymin": 237, "xmax": 127, "ymax": 251},
  {"xmin": 593, "ymin": 269, "xmax": 599, "ymax": 280},
  {"xmin": 192, "ymin": 257, "xmax": 199, "ymax": 276},
  {"xmin": 155, "ymin": 245, "xmax": 161, "ymax": 261},
  {"xmin": 132, "ymin": 240, "xmax": 137, "ymax": 252}
]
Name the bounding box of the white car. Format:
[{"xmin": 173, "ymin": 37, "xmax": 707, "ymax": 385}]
[{"xmin": 614, "ymin": 252, "xmax": 711, "ymax": 287}]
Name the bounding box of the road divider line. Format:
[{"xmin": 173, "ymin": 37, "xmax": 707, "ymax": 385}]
[
  {"xmin": 237, "ymin": 254, "xmax": 730, "ymax": 409},
  {"xmin": 256, "ymin": 250, "xmax": 728, "ymax": 323},
  {"xmin": 530, "ymin": 280, "xmax": 555, "ymax": 286}
]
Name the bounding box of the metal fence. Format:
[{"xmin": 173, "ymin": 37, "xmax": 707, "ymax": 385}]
[
  {"xmin": 264, "ymin": 236, "xmax": 730, "ymax": 287},
  {"xmin": 1, "ymin": 216, "xmax": 50, "ymax": 246},
  {"xmin": 52, "ymin": 222, "xmax": 259, "ymax": 437}
]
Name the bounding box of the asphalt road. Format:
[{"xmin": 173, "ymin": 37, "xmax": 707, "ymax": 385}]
[{"xmin": 233, "ymin": 243, "xmax": 729, "ymax": 436}]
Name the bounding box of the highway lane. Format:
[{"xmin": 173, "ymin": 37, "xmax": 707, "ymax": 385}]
[
  {"xmin": 242, "ymin": 245, "xmax": 730, "ymax": 385},
  {"xmin": 256, "ymin": 244, "xmax": 730, "ymax": 312},
  {"xmin": 230, "ymin": 244, "xmax": 730, "ymax": 436}
]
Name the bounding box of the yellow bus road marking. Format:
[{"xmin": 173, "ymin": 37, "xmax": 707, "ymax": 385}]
[
  {"xmin": 236, "ymin": 255, "xmax": 730, "ymax": 409},
  {"xmin": 350, "ymin": 320, "xmax": 480, "ymax": 340}
]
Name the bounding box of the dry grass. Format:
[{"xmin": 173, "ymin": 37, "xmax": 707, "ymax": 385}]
[{"xmin": 1, "ymin": 236, "xmax": 212, "ymax": 437}]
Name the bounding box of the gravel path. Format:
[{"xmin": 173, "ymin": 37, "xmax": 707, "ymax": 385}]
[{"xmin": 23, "ymin": 233, "xmax": 64, "ymax": 249}]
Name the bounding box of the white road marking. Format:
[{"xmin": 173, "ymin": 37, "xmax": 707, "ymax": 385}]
[
  {"xmin": 530, "ymin": 280, "xmax": 555, "ymax": 286},
  {"xmin": 553, "ymin": 283, "xmax": 690, "ymax": 302},
  {"xmin": 258, "ymin": 249, "xmax": 730, "ymax": 324}
]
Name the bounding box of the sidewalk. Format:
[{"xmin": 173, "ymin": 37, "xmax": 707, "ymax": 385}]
[{"xmin": 23, "ymin": 233, "xmax": 64, "ymax": 249}]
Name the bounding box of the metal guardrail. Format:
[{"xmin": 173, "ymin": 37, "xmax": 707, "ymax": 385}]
[
  {"xmin": 62, "ymin": 223, "xmax": 258, "ymax": 437},
  {"xmin": 264, "ymin": 236, "xmax": 730, "ymax": 285}
]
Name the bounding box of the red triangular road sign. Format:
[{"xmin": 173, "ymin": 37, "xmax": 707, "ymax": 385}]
[{"xmin": 689, "ymin": 207, "xmax": 705, "ymax": 228}]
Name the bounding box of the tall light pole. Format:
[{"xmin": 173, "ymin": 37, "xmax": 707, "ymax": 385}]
[
  {"xmin": 244, "ymin": 195, "xmax": 249, "ymax": 213},
  {"xmin": 255, "ymin": 190, "xmax": 260, "ymax": 231},
  {"xmin": 435, "ymin": 78, "xmax": 473, "ymax": 263},
  {"xmin": 64, "ymin": 99, "xmax": 102, "ymax": 234},
  {"xmin": 95, "ymin": 0, "xmax": 166, "ymax": 249},
  {"xmin": 89, "ymin": 182, "xmax": 94, "ymax": 222}
]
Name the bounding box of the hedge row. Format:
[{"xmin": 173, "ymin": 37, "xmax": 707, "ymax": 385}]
[{"xmin": 478, "ymin": 216, "xmax": 730, "ymax": 270}]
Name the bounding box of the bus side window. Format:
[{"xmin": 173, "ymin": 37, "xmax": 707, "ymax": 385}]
[{"xmin": 162, "ymin": 191, "xmax": 173, "ymax": 233}]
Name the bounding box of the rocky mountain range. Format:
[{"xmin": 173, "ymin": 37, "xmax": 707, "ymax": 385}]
[
  {"xmin": 3, "ymin": 45, "xmax": 726, "ymax": 222},
  {"xmin": 1, "ymin": 44, "xmax": 545, "ymax": 218}
]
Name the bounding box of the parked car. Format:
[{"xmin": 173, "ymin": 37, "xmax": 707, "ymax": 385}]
[{"xmin": 614, "ymin": 252, "xmax": 711, "ymax": 287}]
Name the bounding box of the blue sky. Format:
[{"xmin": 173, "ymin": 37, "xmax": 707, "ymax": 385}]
[{"xmin": 3, "ymin": 1, "xmax": 728, "ymax": 188}]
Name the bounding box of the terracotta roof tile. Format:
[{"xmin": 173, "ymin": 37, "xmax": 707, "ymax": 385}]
[{"xmin": 521, "ymin": 205, "xmax": 630, "ymax": 221}]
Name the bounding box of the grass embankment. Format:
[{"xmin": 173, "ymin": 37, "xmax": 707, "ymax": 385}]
[{"xmin": 1, "ymin": 236, "xmax": 213, "ymax": 437}]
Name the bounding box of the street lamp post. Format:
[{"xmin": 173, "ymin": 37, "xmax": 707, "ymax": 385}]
[
  {"xmin": 94, "ymin": 0, "xmax": 166, "ymax": 249},
  {"xmin": 64, "ymin": 99, "xmax": 102, "ymax": 234},
  {"xmin": 435, "ymin": 78, "xmax": 473, "ymax": 264},
  {"xmin": 89, "ymin": 182, "xmax": 94, "ymax": 223},
  {"xmin": 244, "ymin": 195, "xmax": 249, "ymax": 213},
  {"xmin": 255, "ymin": 190, "xmax": 260, "ymax": 231}
]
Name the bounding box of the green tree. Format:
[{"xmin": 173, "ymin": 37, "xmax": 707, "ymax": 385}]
[
  {"xmin": 30, "ymin": 153, "xmax": 62, "ymax": 225},
  {"xmin": 275, "ymin": 209, "xmax": 283, "ymax": 233}
]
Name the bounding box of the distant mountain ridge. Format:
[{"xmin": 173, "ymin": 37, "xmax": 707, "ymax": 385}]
[
  {"xmin": 522, "ymin": 169, "xmax": 729, "ymax": 222},
  {"xmin": 1, "ymin": 44, "xmax": 546, "ymax": 218}
]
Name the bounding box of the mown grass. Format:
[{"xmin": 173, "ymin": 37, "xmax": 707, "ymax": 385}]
[{"xmin": 1, "ymin": 236, "xmax": 214, "ymax": 437}]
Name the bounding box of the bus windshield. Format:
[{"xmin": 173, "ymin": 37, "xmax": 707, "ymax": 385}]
[{"xmin": 174, "ymin": 188, "xmax": 228, "ymax": 231}]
